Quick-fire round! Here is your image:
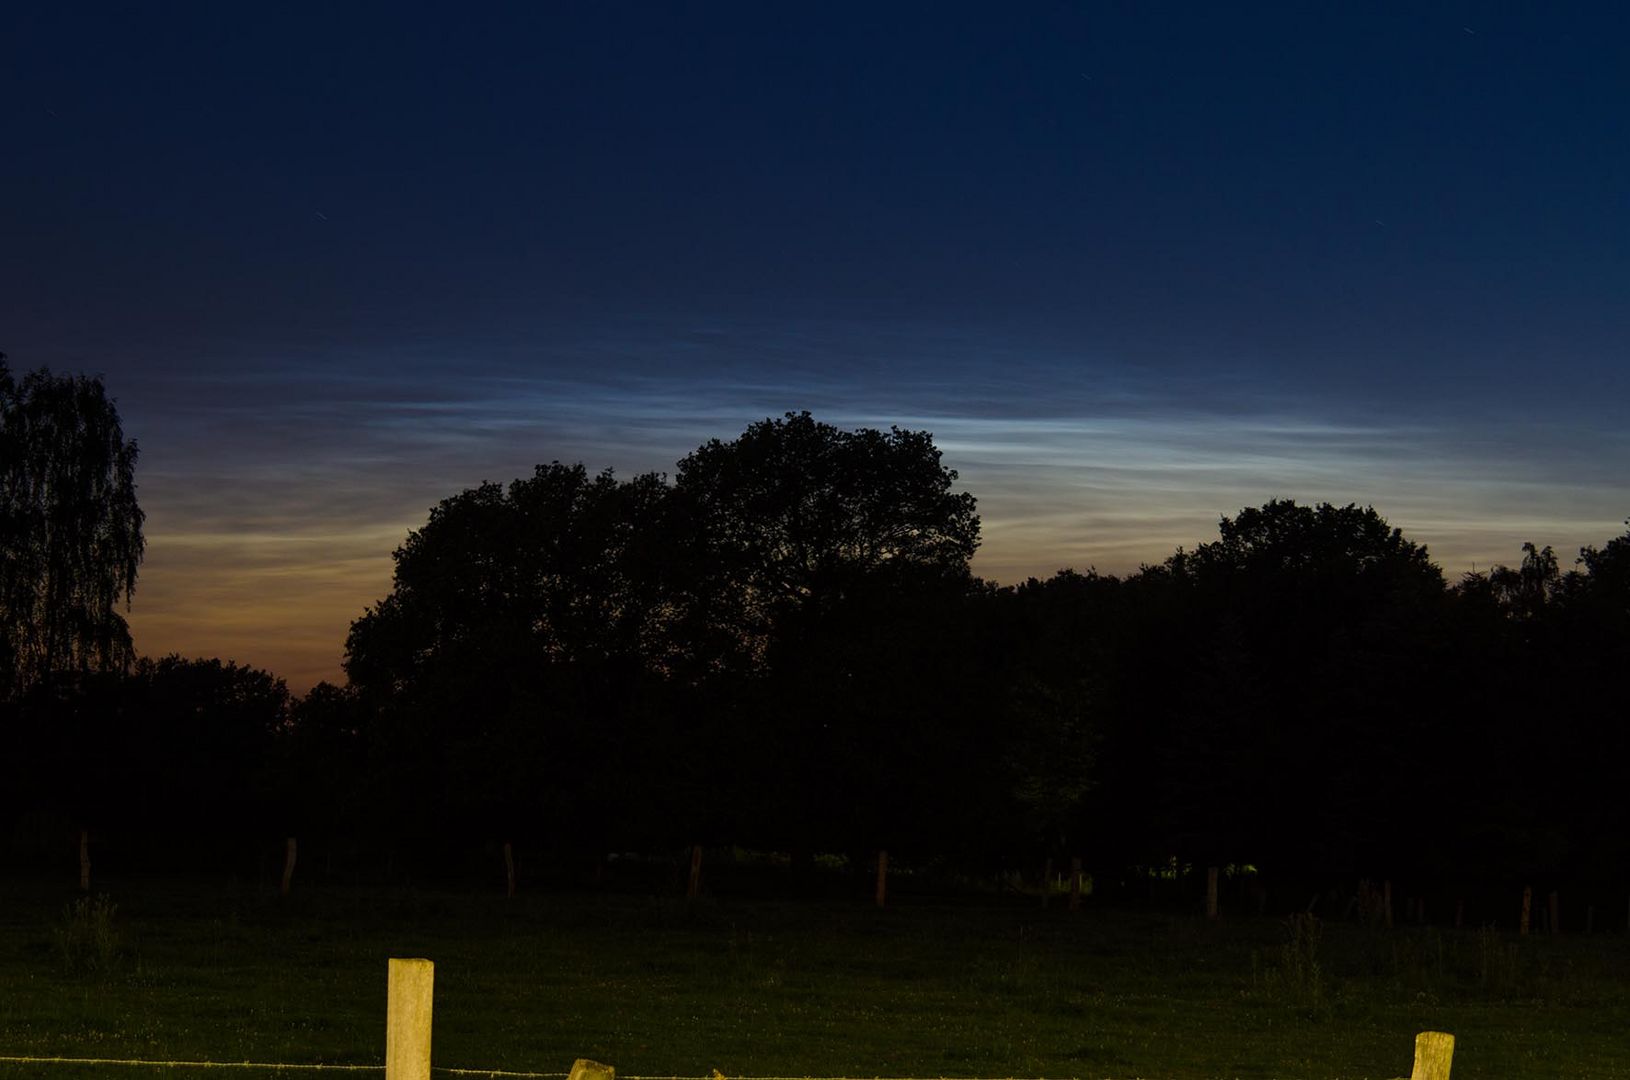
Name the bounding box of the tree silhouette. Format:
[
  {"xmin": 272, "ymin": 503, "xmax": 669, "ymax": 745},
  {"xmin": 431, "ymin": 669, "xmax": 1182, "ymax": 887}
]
[
  {"xmin": 343, "ymin": 462, "xmax": 686, "ymax": 853},
  {"xmin": 341, "ymin": 416, "xmax": 984, "ymax": 859},
  {"xmin": 674, "ymin": 411, "xmax": 980, "ymax": 668},
  {"xmin": 0, "ymin": 360, "xmax": 144, "ymax": 699},
  {"xmin": 1489, "ymin": 541, "xmax": 1563, "ymax": 620},
  {"xmin": 673, "ymin": 412, "xmax": 982, "ymax": 855},
  {"xmin": 1146, "ymin": 501, "xmax": 1450, "ymax": 883},
  {"xmin": 120, "ymin": 655, "xmax": 291, "ymax": 849},
  {"xmin": 345, "ymin": 463, "xmax": 677, "ymax": 695}
]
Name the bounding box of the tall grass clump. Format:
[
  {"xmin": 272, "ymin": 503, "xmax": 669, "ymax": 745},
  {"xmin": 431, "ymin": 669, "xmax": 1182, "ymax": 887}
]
[
  {"xmin": 1478, "ymin": 923, "xmax": 1527, "ymax": 999},
  {"xmin": 56, "ymin": 893, "xmax": 121, "ymax": 975},
  {"xmin": 1271, "ymin": 912, "xmax": 1325, "ymax": 1012}
]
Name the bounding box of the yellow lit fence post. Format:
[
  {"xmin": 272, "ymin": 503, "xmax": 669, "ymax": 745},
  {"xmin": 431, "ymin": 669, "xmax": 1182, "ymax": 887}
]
[
  {"xmin": 387, "ymin": 958, "xmax": 434, "ymax": 1080},
  {"xmin": 1410, "ymin": 1030, "xmax": 1454, "ymax": 1079}
]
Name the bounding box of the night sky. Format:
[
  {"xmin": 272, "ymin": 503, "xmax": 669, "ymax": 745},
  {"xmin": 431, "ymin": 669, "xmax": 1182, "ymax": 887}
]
[{"xmin": 5, "ymin": 3, "xmax": 1627, "ymax": 691}]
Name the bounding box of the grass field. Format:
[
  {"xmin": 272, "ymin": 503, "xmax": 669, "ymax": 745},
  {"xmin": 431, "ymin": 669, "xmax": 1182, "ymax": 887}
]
[{"xmin": 1, "ymin": 870, "xmax": 1628, "ymax": 1079}]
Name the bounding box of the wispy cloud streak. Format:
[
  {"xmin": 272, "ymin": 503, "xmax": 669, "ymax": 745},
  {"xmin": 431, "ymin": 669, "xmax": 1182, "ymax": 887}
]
[{"xmin": 114, "ymin": 318, "xmax": 1630, "ymax": 690}]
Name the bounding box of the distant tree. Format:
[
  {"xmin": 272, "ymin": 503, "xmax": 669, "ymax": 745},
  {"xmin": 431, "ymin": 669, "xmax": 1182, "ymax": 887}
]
[
  {"xmin": 982, "ymin": 571, "xmax": 1123, "ymax": 865},
  {"xmin": 674, "ymin": 412, "xmax": 982, "ymax": 855},
  {"xmin": 1568, "ymin": 523, "xmax": 1630, "ymax": 872},
  {"xmin": 1170, "ymin": 499, "xmax": 1440, "ymax": 587},
  {"xmin": 1151, "ymin": 501, "xmax": 1450, "ymax": 881},
  {"xmin": 343, "ymin": 415, "xmax": 985, "ymax": 861},
  {"xmin": 1444, "ymin": 540, "xmax": 1588, "ymax": 887},
  {"xmin": 1489, "ymin": 541, "xmax": 1563, "ymax": 620},
  {"xmin": 1564, "ymin": 523, "xmax": 1630, "ymax": 659},
  {"xmin": 7, "ymin": 654, "xmax": 290, "ymax": 869},
  {"xmin": 1524, "ymin": 524, "xmax": 1630, "ymax": 885},
  {"xmin": 999, "ymin": 669, "xmax": 1099, "ymax": 856},
  {"xmin": 273, "ymin": 680, "xmax": 373, "ymax": 846},
  {"xmin": 121, "ymin": 656, "xmax": 291, "ymax": 841},
  {"xmin": 1574, "ymin": 522, "xmax": 1630, "ymax": 596},
  {"xmin": 344, "ymin": 463, "xmax": 688, "ymax": 853},
  {"xmin": 346, "ymin": 463, "xmax": 684, "ymax": 690},
  {"xmin": 0, "ymin": 360, "xmax": 144, "ymax": 698},
  {"xmin": 674, "ymin": 411, "xmax": 980, "ymax": 667}
]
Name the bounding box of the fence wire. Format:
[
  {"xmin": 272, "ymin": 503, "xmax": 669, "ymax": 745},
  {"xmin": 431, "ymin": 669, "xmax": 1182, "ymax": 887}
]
[
  {"xmin": 0, "ymin": 1060, "xmax": 570, "ymax": 1077},
  {"xmin": 0, "ymin": 1057, "xmax": 378, "ymax": 1072},
  {"xmin": 0, "ymin": 1062, "xmax": 1046, "ymax": 1080}
]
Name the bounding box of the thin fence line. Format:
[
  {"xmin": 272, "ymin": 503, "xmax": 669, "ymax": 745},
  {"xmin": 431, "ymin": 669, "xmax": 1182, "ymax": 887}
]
[
  {"xmin": 0, "ymin": 1061, "xmax": 565, "ymax": 1077},
  {"xmin": 0, "ymin": 1056, "xmax": 379, "ymax": 1071},
  {"xmin": 0, "ymin": 1063, "xmax": 1076, "ymax": 1080}
]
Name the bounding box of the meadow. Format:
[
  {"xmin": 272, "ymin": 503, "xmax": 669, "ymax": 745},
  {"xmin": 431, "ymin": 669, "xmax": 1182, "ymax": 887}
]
[{"xmin": 1, "ymin": 868, "xmax": 1628, "ymax": 1080}]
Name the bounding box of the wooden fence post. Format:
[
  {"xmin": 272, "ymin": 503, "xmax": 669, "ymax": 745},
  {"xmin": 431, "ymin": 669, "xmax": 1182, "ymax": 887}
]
[
  {"xmin": 503, "ymin": 841, "xmax": 516, "ymax": 899},
  {"xmin": 1520, "ymin": 885, "xmax": 1532, "ymax": 935},
  {"xmin": 1586, "ymin": 904, "xmax": 1595, "ymax": 935},
  {"xmin": 1383, "ymin": 880, "xmax": 1394, "ymax": 929},
  {"xmin": 1548, "ymin": 890, "xmax": 1560, "ymax": 935},
  {"xmin": 1454, "ymin": 898, "xmax": 1464, "ymax": 929},
  {"xmin": 1041, "ymin": 857, "xmax": 1052, "ymax": 908},
  {"xmin": 78, "ymin": 828, "xmax": 90, "ymax": 892},
  {"xmin": 386, "ymin": 957, "xmax": 434, "ymax": 1080},
  {"xmin": 1206, "ymin": 866, "xmax": 1219, "ymax": 921},
  {"xmin": 686, "ymin": 844, "xmax": 702, "ymax": 899},
  {"xmin": 1069, "ymin": 856, "xmax": 1082, "ymax": 911},
  {"xmin": 1410, "ymin": 1030, "xmax": 1454, "ymax": 1080},
  {"xmin": 281, "ymin": 837, "xmax": 297, "ymax": 896},
  {"xmin": 875, "ymin": 850, "xmax": 888, "ymax": 909}
]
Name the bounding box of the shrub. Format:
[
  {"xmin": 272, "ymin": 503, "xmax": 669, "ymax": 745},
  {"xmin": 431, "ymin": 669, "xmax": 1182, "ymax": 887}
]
[
  {"xmin": 56, "ymin": 893, "xmax": 121, "ymax": 975},
  {"xmin": 1276, "ymin": 912, "xmax": 1324, "ymax": 1009}
]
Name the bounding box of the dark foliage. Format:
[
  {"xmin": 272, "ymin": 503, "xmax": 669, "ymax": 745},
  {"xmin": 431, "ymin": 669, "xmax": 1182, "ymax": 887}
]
[
  {"xmin": 0, "ymin": 359, "xmax": 144, "ymax": 700},
  {"xmin": 6, "ymin": 398, "xmax": 1628, "ymax": 906}
]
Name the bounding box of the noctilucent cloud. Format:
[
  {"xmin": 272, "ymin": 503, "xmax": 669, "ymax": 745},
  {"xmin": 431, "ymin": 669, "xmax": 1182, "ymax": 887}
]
[{"xmin": 4, "ymin": 3, "xmax": 1627, "ymax": 691}]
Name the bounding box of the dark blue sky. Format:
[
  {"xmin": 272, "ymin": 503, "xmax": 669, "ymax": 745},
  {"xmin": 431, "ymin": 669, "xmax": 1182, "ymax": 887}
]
[{"xmin": 5, "ymin": 2, "xmax": 1627, "ymax": 687}]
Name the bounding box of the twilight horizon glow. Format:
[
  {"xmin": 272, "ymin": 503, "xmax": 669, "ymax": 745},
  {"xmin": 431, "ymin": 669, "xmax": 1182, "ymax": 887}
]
[{"xmin": 4, "ymin": 3, "xmax": 1626, "ymax": 691}]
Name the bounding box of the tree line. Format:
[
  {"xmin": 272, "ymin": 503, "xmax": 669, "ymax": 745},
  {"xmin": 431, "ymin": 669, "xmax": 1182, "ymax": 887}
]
[{"xmin": 4, "ymin": 360, "xmax": 1627, "ymax": 910}]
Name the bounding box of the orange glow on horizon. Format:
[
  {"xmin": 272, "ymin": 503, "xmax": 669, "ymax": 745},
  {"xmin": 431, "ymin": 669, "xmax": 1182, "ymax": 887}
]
[{"xmin": 129, "ymin": 510, "xmax": 1604, "ymax": 696}]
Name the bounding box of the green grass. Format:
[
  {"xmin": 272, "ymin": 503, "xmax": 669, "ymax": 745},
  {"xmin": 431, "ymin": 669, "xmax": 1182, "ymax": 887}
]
[{"xmin": 1, "ymin": 874, "xmax": 1628, "ymax": 1079}]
